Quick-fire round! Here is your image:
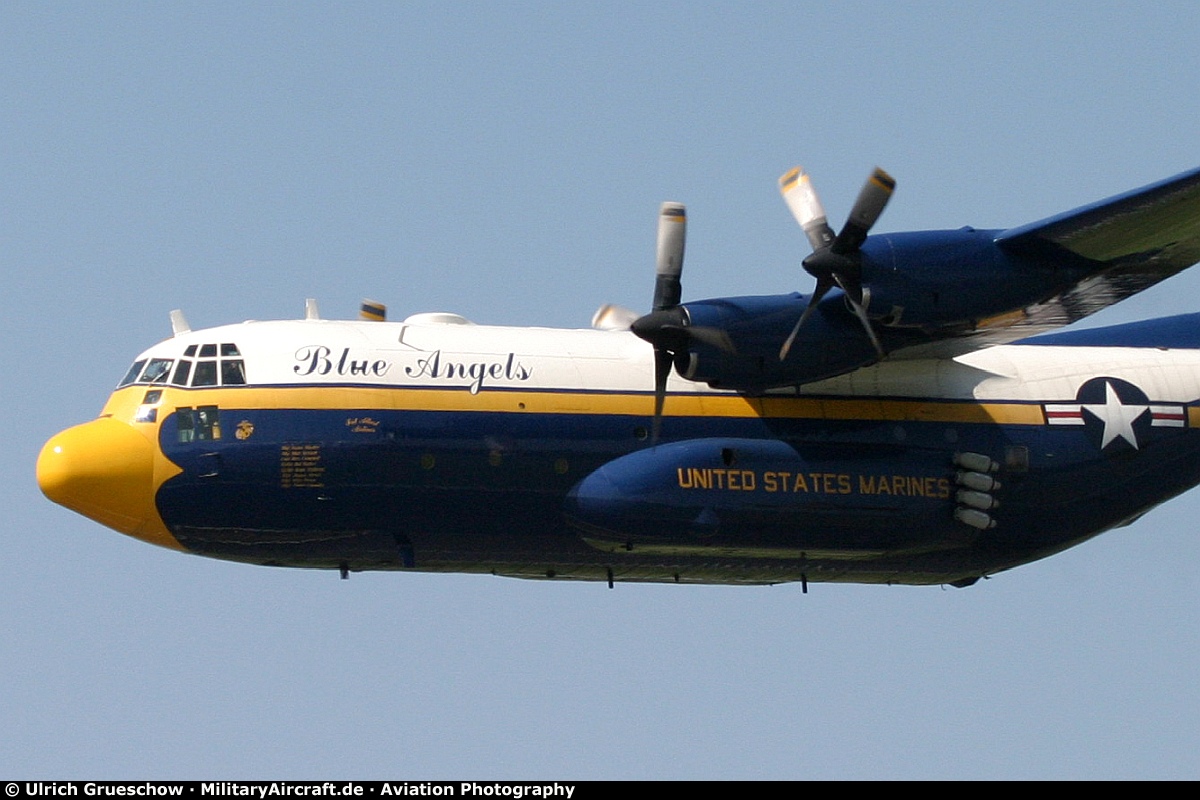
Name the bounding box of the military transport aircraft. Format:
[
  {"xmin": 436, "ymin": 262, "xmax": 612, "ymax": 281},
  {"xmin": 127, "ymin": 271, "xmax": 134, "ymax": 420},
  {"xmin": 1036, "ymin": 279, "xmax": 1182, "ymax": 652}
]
[{"xmin": 36, "ymin": 164, "xmax": 1200, "ymax": 589}]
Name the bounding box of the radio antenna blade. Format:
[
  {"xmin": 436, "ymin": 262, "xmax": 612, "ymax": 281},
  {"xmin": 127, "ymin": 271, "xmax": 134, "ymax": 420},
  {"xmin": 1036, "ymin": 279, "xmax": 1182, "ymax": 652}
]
[{"xmin": 169, "ymin": 309, "xmax": 190, "ymax": 336}]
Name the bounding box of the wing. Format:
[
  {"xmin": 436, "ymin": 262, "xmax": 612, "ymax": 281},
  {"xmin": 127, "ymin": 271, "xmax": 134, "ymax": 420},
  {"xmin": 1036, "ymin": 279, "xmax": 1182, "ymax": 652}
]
[
  {"xmin": 998, "ymin": 165, "xmax": 1200, "ymax": 321},
  {"xmin": 890, "ymin": 166, "xmax": 1200, "ymax": 359},
  {"xmin": 625, "ymin": 165, "xmax": 1200, "ymax": 393}
]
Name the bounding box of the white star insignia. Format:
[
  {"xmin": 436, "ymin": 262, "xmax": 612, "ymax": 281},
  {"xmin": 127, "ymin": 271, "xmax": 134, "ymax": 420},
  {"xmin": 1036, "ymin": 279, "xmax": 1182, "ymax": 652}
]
[{"xmin": 1082, "ymin": 381, "xmax": 1148, "ymax": 449}]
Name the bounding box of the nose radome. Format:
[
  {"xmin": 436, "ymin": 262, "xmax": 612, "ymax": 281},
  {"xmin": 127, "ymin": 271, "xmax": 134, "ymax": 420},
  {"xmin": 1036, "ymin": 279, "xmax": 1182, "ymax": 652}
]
[{"xmin": 38, "ymin": 417, "xmax": 163, "ymax": 541}]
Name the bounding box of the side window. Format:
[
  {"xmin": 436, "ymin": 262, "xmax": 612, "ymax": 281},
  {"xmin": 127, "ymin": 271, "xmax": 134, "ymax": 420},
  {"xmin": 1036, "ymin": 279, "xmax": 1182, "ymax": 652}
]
[
  {"xmin": 135, "ymin": 389, "xmax": 162, "ymax": 423},
  {"xmin": 176, "ymin": 406, "xmax": 221, "ymax": 442},
  {"xmin": 196, "ymin": 406, "xmax": 221, "ymax": 440},
  {"xmin": 176, "ymin": 408, "xmax": 195, "ymax": 442}
]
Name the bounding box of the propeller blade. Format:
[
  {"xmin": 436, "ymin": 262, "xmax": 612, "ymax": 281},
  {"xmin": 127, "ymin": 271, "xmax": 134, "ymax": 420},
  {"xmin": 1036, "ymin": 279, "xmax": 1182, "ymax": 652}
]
[
  {"xmin": 640, "ymin": 202, "xmax": 688, "ymax": 442},
  {"xmin": 651, "ymin": 347, "xmax": 673, "ymax": 444},
  {"xmin": 833, "ymin": 274, "xmax": 884, "ymax": 358},
  {"xmin": 779, "ymin": 166, "xmax": 835, "ymax": 252},
  {"xmin": 779, "ymin": 273, "xmax": 835, "ymax": 361},
  {"xmin": 832, "ymin": 167, "xmax": 895, "ymax": 254},
  {"xmin": 652, "ymin": 202, "xmax": 686, "ymax": 311},
  {"xmin": 591, "ymin": 303, "xmax": 640, "ymax": 331}
]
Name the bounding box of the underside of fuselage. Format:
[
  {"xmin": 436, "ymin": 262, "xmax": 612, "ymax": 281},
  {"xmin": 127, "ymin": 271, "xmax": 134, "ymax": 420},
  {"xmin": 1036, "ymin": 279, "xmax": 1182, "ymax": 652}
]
[{"xmin": 147, "ymin": 398, "xmax": 1200, "ymax": 587}]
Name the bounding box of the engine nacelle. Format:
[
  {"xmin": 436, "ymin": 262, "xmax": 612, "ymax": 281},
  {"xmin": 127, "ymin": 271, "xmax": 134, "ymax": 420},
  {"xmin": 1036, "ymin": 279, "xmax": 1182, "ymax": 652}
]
[
  {"xmin": 674, "ymin": 227, "xmax": 1090, "ymax": 391},
  {"xmin": 680, "ymin": 294, "xmax": 885, "ymax": 390},
  {"xmin": 855, "ymin": 228, "xmax": 1088, "ymax": 329}
]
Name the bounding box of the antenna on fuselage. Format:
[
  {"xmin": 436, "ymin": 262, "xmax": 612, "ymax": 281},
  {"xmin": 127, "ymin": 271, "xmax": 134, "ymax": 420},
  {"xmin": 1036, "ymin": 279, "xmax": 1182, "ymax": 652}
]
[
  {"xmin": 305, "ymin": 298, "xmax": 321, "ymax": 320},
  {"xmin": 169, "ymin": 309, "xmax": 190, "ymax": 336}
]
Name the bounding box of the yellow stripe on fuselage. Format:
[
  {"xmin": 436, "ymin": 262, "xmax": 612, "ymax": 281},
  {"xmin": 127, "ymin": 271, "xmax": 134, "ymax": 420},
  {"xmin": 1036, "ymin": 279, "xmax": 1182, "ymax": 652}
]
[{"xmin": 103, "ymin": 384, "xmax": 1048, "ymax": 426}]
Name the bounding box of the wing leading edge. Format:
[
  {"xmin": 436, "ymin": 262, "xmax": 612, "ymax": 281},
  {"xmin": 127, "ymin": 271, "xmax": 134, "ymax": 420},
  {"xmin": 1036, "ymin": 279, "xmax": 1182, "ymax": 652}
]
[
  {"xmin": 888, "ymin": 166, "xmax": 1200, "ymax": 360},
  {"xmin": 996, "ymin": 166, "xmax": 1200, "ymax": 330}
]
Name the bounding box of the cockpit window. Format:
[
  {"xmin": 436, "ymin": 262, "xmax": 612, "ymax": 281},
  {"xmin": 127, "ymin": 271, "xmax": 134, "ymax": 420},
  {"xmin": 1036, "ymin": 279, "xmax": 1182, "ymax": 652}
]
[
  {"xmin": 192, "ymin": 361, "xmax": 218, "ymax": 387},
  {"xmin": 171, "ymin": 360, "xmax": 193, "ymax": 386},
  {"xmin": 121, "ymin": 343, "xmax": 246, "ymax": 389},
  {"xmin": 221, "ymin": 360, "xmax": 247, "ymax": 385},
  {"xmin": 119, "ymin": 360, "xmax": 147, "ymax": 388},
  {"xmin": 140, "ymin": 359, "xmax": 174, "ymax": 384}
]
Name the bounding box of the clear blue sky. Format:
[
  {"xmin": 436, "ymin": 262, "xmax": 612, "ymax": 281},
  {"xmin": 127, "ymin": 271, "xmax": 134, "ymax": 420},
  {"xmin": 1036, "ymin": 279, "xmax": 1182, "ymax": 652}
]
[{"xmin": 4, "ymin": 2, "xmax": 1200, "ymax": 779}]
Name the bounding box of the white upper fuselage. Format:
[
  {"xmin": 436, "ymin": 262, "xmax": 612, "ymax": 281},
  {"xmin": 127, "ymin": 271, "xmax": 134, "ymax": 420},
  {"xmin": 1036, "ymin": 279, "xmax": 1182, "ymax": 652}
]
[{"xmin": 125, "ymin": 311, "xmax": 1200, "ymax": 409}]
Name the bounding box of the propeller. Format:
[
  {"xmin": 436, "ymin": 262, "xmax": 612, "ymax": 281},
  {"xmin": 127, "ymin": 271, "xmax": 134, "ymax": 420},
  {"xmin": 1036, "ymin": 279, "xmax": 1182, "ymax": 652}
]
[
  {"xmin": 629, "ymin": 203, "xmax": 734, "ymax": 443},
  {"xmin": 778, "ymin": 166, "xmax": 895, "ymax": 361},
  {"xmin": 630, "ymin": 202, "xmax": 688, "ymax": 444}
]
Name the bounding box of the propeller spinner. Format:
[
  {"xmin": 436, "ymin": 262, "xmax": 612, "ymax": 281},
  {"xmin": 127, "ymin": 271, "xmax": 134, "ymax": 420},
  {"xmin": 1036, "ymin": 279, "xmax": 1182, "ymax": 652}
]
[{"xmin": 778, "ymin": 166, "xmax": 895, "ymax": 361}]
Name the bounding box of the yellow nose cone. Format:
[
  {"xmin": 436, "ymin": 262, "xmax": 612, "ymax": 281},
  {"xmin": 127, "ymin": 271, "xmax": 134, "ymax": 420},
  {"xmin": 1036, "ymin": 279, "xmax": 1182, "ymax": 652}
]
[{"xmin": 38, "ymin": 418, "xmax": 180, "ymax": 550}]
